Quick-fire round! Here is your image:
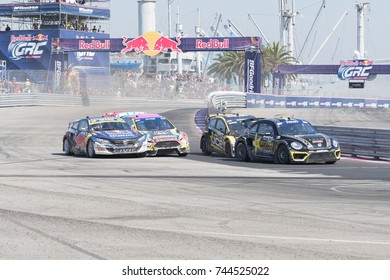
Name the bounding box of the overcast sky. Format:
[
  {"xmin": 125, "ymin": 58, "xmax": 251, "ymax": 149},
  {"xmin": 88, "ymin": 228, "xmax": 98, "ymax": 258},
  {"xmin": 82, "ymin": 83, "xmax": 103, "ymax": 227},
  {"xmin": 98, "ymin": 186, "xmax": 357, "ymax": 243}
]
[{"xmin": 109, "ymin": 0, "xmax": 390, "ymax": 64}]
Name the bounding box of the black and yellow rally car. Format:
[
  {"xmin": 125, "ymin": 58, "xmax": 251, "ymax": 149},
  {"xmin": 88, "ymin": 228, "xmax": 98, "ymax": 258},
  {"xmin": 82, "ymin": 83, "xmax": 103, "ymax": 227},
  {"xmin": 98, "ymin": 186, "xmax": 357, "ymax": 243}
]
[
  {"xmin": 234, "ymin": 117, "xmax": 341, "ymax": 164},
  {"xmin": 200, "ymin": 114, "xmax": 256, "ymax": 157}
]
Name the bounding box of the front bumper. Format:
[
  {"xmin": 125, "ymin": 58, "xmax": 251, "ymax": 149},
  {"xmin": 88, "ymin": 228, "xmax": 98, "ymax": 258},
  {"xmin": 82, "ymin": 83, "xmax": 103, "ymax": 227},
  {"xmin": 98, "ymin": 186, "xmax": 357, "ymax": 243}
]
[
  {"xmin": 290, "ymin": 148, "xmax": 341, "ymax": 163},
  {"xmin": 148, "ymin": 140, "xmax": 190, "ymax": 155},
  {"xmin": 93, "ymin": 141, "xmax": 149, "ymax": 155}
]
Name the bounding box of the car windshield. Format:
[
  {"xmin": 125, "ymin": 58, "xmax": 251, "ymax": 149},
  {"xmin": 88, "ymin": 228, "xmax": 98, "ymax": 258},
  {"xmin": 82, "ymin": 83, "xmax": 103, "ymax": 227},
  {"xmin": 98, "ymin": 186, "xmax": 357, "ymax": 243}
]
[
  {"xmin": 91, "ymin": 121, "xmax": 130, "ymax": 131},
  {"xmin": 277, "ymin": 121, "xmax": 317, "ymax": 135},
  {"xmin": 135, "ymin": 118, "xmax": 174, "ymax": 131}
]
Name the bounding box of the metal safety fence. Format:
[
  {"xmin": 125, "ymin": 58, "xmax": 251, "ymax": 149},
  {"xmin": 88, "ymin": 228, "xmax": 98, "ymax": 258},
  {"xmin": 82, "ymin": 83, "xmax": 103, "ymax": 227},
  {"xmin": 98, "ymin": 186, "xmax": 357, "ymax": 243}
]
[{"xmin": 316, "ymin": 126, "xmax": 390, "ymax": 160}]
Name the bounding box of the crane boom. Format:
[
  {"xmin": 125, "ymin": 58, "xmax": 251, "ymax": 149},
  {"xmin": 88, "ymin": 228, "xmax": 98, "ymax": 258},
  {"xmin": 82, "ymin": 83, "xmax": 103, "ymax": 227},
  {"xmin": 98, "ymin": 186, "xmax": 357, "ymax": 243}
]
[
  {"xmin": 309, "ymin": 9, "xmax": 349, "ymax": 64},
  {"xmin": 297, "ymin": 0, "xmax": 326, "ymax": 62},
  {"xmin": 247, "ymin": 13, "xmax": 269, "ymax": 45}
]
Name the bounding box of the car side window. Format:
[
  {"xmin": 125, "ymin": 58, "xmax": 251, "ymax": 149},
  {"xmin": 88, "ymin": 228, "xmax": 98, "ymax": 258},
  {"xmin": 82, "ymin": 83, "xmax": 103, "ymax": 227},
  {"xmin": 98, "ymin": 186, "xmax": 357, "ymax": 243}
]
[
  {"xmin": 258, "ymin": 123, "xmax": 274, "ymax": 136},
  {"xmin": 208, "ymin": 118, "xmax": 217, "ymax": 129},
  {"xmin": 78, "ymin": 120, "xmax": 88, "ymax": 131},
  {"xmin": 215, "ymin": 119, "xmax": 227, "ymax": 133},
  {"xmin": 71, "ymin": 121, "xmax": 79, "ymax": 130},
  {"xmin": 250, "ymin": 123, "xmax": 259, "ymax": 133}
]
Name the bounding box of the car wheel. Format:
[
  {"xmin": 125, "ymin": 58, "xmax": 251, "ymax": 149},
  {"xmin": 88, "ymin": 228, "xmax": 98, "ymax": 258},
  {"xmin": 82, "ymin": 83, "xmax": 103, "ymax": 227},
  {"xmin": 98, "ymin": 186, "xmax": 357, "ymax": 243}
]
[
  {"xmin": 86, "ymin": 140, "xmax": 96, "ymax": 158},
  {"xmin": 200, "ymin": 136, "xmax": 212, "ymax": 155},
  {"xmin": 63, "ymin": 138, "xmax": 72, "ymax": 155},
  {"xmin": 276, "ymin": 145, "xmax": 290, "ymax": 164},
  {"xmin": 326, "ymin": 160, "xmax": 337, "ymax": 164},
  {"xmin": 225, "ymin": 141, "xmax": 233, "ymax": 157},
  {"xmin": 236, "ymin": 142, "xmax": 250, "ymax": 162},
  {"xmin": 147, "ymin": 151, "xmax": 158, "ymax": 157},
  {"xmin": 136, "ymin": 152, "xmax": 147, "ymax": 158}
]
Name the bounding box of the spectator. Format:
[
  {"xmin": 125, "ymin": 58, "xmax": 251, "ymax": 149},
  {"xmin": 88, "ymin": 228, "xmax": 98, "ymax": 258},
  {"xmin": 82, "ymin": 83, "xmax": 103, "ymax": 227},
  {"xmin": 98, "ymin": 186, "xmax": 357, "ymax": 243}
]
[
  {"xmin": 24, "ymin": 79, "xmax": 31, "ymax": 93},
  {"xmin": 92, "ymin": 25, "xmax": 97, "ymax": 32},
  {"xmin": 5, "ymin": 24, "xmax": 11, "ymax": 31}
]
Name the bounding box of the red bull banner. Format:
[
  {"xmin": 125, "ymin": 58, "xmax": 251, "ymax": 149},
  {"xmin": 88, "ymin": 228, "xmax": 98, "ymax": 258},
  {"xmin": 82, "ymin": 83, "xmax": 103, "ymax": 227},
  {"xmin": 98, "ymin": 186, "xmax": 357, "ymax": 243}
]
[{"xmin": 58, "ymin": 32, "xmax": 261, "ymax": 55}]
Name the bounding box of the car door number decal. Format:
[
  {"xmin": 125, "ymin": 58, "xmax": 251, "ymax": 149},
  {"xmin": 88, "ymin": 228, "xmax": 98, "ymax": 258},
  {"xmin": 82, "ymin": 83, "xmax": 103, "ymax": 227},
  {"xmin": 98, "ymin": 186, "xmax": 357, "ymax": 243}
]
[{"xmin": 211, "ymin": 134, "xmax": 223, "ymax": 149}]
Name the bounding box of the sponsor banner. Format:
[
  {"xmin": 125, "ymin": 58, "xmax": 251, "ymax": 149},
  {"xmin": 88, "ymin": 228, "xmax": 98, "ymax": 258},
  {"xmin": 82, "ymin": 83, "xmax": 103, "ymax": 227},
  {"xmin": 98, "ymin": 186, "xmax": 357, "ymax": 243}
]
[
  {"xmin": 364, "ymin": 98, "xmax": 379, "ymax": 109},
  {"xmin": 0, "ymin": 30, "xmax": 110, "ymax": 71},
  {"xmin": 264, "ymin": 95, "xmax": 286, "ymax": 108},
  {"xmin": 246, "ymin": 93, "xmax": 263, "ymax": 108},
  {"xmin": 0, "ymin": 30, "xmax": 55, "ymax": 70},
  {"xmin": 50, "ymin": 53, "xmax": 68, "ymax": 92},
  {"xmin": 319, "ymin": 97, "xmax": 333, "ymax": 108},
  {"xmin": 338, "ymin": 59, "xmax": 373, "ymax": 80},
  {"xmin": 59, "ymin": 36, "xmax": 261, "ymax": 53},
  {"xmin": 244, "ymin": 50, "xmax": 261, "ymax": 94},
  {"xmin": 182, "ymin": 36, "xmax": 261, "ymax": 52},
  {"xmin": 377, "ymin": 99, "xmax": 390, "ymax": 109},
  {"xmin": 246, "ymin": 94, "xmax": 390, "ymax": 109}
]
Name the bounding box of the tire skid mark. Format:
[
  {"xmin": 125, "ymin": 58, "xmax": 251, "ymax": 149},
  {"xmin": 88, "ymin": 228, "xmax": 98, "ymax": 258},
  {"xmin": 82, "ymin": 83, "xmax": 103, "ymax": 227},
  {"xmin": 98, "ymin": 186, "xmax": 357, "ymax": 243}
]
[{"xmin": 1, "ymin": 210, "xmax": 105, "ymax": 260}]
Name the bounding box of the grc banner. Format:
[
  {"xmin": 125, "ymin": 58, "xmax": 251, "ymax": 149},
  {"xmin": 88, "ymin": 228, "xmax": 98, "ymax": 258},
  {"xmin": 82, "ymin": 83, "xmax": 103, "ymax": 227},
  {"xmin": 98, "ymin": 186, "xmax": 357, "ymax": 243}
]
[
  {"xmin": 338, "ymin": 60, "xmax": 373, "ymax": 80},
  {"xmin": 58, "ymin": 35, "xmax": 261, "ymax": 53},
  {"xmin": 244, "ymin": 50, "xmax": 261, "ymax": 94}
]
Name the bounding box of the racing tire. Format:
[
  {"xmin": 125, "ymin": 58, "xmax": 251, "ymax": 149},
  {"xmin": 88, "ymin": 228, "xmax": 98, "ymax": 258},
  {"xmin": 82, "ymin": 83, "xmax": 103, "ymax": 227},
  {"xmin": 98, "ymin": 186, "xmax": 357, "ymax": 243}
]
[
  {"xmin": 147, "ymin": 151, "xmax": 158, "ymax": 157},
  {"xmin": 136, "ymin": 152, "xmax": 147, "ymax": 158},
  {"xmin": 178, "ymin": 152, "xmax": 188, "ymax": 157},
  {"xmin": 86, "ymin": 140, "xmax": 96, "ymax": 158},
  {"xmin": 225, "ymin": 141, "xmax": 233, "ymax": 158},
  {"xmin": 276, "ymin": 145, "xmax": 290, "ymax": 164},
  {"xmin": 63, "ymin": 138, "xmax": 72, "ymax": 155},
  {"xmin": 236, "ymin": 142, "xmax": 250, "ymax": 162},
  {"xmin": 200, "ymin": 137, "xmax": 212, "ymax": 156},
  {"xmin": 325, "ymin": 160, "xmax": 337, "ymax": 164}
]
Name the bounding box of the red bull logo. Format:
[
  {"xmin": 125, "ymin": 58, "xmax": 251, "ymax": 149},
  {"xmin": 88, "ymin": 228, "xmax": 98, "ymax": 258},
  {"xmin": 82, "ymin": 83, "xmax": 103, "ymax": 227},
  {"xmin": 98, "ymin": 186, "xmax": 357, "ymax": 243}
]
[
  {"xmin": 121, "ymin": 31, "xmax": 181, "ymax": 56},
  {"xmin": 33, "ymin": 34, "xmax": 48, "ymax": 41},
  {"xmin": 340, "ymin": 59, "xmax": 373, "ymax": 67}
]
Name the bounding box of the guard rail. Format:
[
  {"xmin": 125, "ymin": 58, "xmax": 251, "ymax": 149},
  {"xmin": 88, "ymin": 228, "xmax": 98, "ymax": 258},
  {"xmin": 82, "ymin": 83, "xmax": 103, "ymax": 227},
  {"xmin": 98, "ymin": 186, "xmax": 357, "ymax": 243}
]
[
  {"xmin": 207, "ymin": 91, "xmax": 246, "ymax": 114},
  {"xmin": 316, "ymin": 126, "xmax": 390, "ymax": 160}
]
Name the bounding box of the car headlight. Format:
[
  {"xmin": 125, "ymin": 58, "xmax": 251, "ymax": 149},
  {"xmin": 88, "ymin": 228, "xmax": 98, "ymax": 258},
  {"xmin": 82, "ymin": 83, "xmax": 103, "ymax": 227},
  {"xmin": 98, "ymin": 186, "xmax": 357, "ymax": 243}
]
[
  {"xmin": 136, "ymin": 134, "xmax": 147, "ymax": 143},
  {"xmin": 95, "ymin": 138, "xmax": 111, "ymax": 145},
  {"xmin": 332, "ymin": 139, "xmax": 339, "ymax": 148},
  {"xmin": 291, "ymin": 141, "xmax": 304, "ymax": 150},
  {"xmin": 179, "ymin": 131, "xmax": 187, "ymax": 141}
]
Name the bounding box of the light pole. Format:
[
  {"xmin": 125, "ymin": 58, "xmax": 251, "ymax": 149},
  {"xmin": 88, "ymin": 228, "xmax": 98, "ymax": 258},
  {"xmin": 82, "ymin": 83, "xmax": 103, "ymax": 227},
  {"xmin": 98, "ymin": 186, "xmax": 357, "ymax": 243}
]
[{"xmin": 168, "ymin": 0, "xmax": 174, "ymax": 37}]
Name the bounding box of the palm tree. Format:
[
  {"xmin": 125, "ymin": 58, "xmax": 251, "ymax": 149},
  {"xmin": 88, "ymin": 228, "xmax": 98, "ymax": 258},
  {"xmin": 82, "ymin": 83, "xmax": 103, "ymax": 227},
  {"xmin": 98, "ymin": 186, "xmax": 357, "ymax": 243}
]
[
  {"xmin": 206, "ymin": 42, "xmax": 296, "ymax": 91},
  {"xmin": 207, "ymin": 51, "xmax": 245, "ymax": 87},
  {"xmin": 261, "ymin": 42, "xmax": 297, "ymax": 85}
]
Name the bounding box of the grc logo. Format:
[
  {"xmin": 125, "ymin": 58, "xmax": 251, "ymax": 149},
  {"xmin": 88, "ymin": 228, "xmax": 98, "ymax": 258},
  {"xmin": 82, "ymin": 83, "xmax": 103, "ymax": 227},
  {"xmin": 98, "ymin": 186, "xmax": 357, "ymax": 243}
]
[
  {"xmin": 338, "ymin": 60, "xmax": 373, "ymax": 80},
  {"xmin": 8, "ymin": 34, "xmax": 48, "ymax": 60},
  {"xmin": 121, "ymin": 31, "xmax": 181, "ymax": 56},
  {"xmin": 10, "ymin": 42, "xmax": 47, "ymax": 60}
]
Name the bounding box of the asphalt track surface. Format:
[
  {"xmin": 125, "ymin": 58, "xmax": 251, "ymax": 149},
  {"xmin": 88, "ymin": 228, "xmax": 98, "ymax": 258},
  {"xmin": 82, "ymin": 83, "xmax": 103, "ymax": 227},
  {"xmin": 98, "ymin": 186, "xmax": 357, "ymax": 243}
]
[{"xmin": 0, "ymin": 99, "xmax": 390, "ymax": 260}]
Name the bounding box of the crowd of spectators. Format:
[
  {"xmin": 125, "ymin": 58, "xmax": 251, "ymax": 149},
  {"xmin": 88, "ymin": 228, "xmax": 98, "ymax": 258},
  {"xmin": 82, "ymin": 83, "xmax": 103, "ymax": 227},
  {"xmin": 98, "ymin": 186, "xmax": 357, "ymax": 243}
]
[
  {"xmin": 1, "ymin": 78, "xmax": 32, "ymax": 94},
  {"xmin": 1, "ymin": 70, "xmax": 232, "ymax": 99},
  {"xmin": 110, "ymin": 70, "xmax": 232, "ymax": 100}
]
